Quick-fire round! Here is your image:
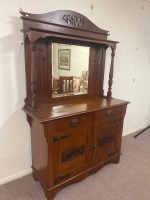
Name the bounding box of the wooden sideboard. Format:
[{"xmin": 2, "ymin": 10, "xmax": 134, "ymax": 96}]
[{"xmin": 20, "ymin": 10, "xmax": 129, "ymax": 200}]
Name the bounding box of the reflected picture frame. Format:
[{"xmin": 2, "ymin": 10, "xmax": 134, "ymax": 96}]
[{"xmin": 58, "ymin": 49, "xmax": 70, "ymax": 70}]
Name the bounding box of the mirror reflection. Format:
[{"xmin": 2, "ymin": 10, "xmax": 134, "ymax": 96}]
[{"xmin": 52, "ymin": 43, "xmax": 90, "ymax": 98}]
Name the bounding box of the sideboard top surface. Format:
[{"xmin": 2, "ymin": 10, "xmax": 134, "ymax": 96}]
[{"xmin": 23, "ymin": 97, "xmax": 129, "ymax": 122}]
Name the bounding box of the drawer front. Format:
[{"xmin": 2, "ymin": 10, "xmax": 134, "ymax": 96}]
[
  {"xmin": 94, "ymin": 106, "xmax": 123, "ymax": 122},
  {"xmin": 53, "ymin": 112, "xmax": 92, "ymax": 133}
]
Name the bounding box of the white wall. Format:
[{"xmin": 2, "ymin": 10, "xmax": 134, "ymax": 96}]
[{"xmin": 0, "ymin": 0, "xmax": 150, "ymax": 183}]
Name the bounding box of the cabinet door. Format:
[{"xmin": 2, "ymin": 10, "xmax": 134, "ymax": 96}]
[
  {"xmin": 53, "ymin": 125, "xmax": 92, "ymax": 185},
  {"xmin": 92, "ymin": 116, "xmax": 123, "ymax": 165}
]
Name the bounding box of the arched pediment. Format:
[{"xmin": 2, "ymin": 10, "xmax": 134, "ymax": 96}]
[{"xmin": 20, "ymin": 10, "xmax": 108, "ymax": 37}]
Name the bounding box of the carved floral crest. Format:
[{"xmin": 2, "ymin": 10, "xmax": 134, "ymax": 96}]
[{"xmin": 63, "ymin": 15, "xmax": 84, "ymax": 26}]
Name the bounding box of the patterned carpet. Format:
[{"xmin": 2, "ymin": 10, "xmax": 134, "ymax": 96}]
[{"xmin": 1, "ymin": 129, "xmax": 150, "ymax": 200}]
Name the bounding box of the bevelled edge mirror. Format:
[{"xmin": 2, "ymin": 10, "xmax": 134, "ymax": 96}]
[{"xmin": 52, "ymin": 43, "xmax": 90, "ymax": 98}]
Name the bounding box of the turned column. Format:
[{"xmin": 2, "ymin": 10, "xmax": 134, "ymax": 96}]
[{"xmin": 107, "ymin": 46, "xmax": 115, "ymax": 99}]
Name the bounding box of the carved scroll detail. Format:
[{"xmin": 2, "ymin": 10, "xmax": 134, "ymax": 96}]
[
  {"xmin": 99, "ymin": 134, "xmax": 115, "ymax": 146},
  {"xmin": 63, "ymin": 15, "xmax": 84, "ymax": 26},
  {"xmin": 107, "ymin": 47, "xmax": 115, "ymax": 99},
  {"xmin": 30, "ymin": 42, "xmax": 38, "ymax": 110},
  {"xmin": 31, "ymin": 81, "xmax": 38, "ymax": 109},
  {"xmin": 62, "ymin": 145, "xmax": 84, "ymax": 162},
  {"xmin": 25, "ymin": 32, "xmax": 52, "ymax": 43}
]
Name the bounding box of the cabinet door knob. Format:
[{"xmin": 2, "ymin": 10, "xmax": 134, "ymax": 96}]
[
  {"xmin": 89, "ymin": 145, "xmax": 96, "ymax": 153},
  {"xmin": 89, "ymin": 147, "xmax": 92, "ymax": 154},
  {"xmin": 93, "ymin": 144, "xmax": 97, "ymax": 151}
]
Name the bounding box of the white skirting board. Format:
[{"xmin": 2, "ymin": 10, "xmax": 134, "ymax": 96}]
[{"xmin": 0, "ymin": 168, "xmax": 32, "ymax": 185}]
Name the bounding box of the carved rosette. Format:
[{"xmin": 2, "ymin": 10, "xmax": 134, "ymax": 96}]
[{"xmin": 63, "ymin": 15, "xmax": 84, "ymax": 26}]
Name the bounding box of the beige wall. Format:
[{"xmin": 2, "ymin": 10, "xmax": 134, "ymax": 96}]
[{"xmin": 0, "ymin": 0, "xmax": 150, "ymax": 183}]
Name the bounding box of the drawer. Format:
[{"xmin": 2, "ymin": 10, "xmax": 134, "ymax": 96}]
[
  {"xmin": 53, "ymin": 112, "xmax": 92, "ymax": 133},
  {"xmin": 94, "ymin": 106, "xmax": 123, "ymax": 122}
]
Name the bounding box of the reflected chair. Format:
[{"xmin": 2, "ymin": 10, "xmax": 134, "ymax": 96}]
[
  {"xmin": 59, "ymin": 76, "xmax": 73, "ymax": 93},
  {"xmin": 52, "ymin": 78, "xmax": 60, "ymax": 93}
]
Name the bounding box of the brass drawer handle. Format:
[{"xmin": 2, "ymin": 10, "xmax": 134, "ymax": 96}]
[
  {"xmin": 53, "ymin": 173, "xmax": 70, "ymax": 184},
  {"xmin": 108, "ymin": 150, "xmax": 119, "ymax": 157},
  {"xmin": 70, "ymin": 118, "xmax": 79, "ymax": 127},
  {"xmin": 106, "ymin": 110, "xmax": 113, "ymax": 117},
  {"xmin": 111, "ymin": 118, "xmax": 121, "ymax": 124},
  {"xmin": 53, "ymin": 133, "xmax": 71, "ymax": 143}
]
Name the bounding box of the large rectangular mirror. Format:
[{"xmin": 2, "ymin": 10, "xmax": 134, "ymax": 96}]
[{"xmin": 52, "ymin": 43, "xmax": 90, "ymax": 98}]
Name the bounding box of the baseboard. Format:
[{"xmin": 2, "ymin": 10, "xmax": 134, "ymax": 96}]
[
  {"xmin": 0, "ymin": 168, "xmax": 32, "ymax": 185},
  {"xmin": 123, "ymin": 124, "xmax": 150, "ymax": 136}
]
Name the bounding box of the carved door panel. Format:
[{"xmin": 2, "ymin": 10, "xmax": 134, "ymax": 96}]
[
  {"xmin": 92, "ymin": 116, "xmax": 123, "ymax": 165},
  {"xmin": 53, "ymin": 125, "xmax": 92, "ymax": 185}
]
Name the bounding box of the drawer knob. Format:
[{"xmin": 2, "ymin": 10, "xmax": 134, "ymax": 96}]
[
  {"xmin": 106, "ymin": 110, "xmax": 113, "ymax": 117},
  {"xmin": 70, "ymin": 118, "xmax": 79, "ymax": 127}
]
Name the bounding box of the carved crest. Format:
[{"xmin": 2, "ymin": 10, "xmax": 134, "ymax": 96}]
[{"xmin": 63, "ymin": 15, "xmax": 84, "ymax": 26}]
